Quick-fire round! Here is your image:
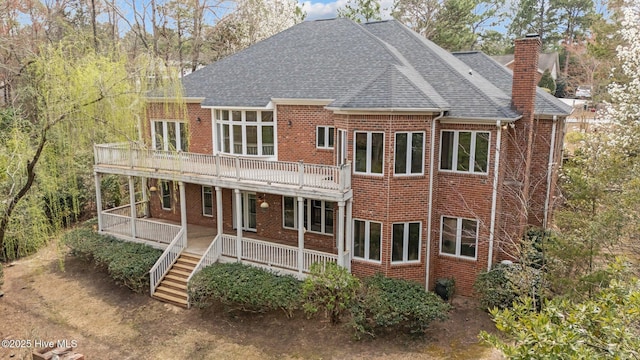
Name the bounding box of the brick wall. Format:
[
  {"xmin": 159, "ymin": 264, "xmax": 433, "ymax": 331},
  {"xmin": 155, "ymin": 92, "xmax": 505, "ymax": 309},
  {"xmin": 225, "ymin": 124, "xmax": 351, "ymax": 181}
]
[{"xmin": 276, "ymin": 105, "xmax": 335, "ymax": 165}]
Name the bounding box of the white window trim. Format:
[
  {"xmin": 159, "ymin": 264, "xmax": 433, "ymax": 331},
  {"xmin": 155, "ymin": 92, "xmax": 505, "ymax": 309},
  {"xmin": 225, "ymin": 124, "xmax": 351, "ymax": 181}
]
[
  {"xmin": 394, "ymin": 131, "xmax": 425, "ymax": 176},
  {"xmin": 352, "ymin": 219, "xmax": 382, "ymax": 263},
  {"xmin": 160, "ymin": 181, "xmax": 171, "ymax": 210},
  {"xmin": 439, "ymin": 216, "xmax": 479, "ymax": 260},
  {"xmin": 353, "ymin": 131, "xmax": 385, "ymax": 176},
  {"xmin": 391, "ymin": 221, "xmax": 422, "ymax": 264},
  {"xmin": 439, "ymin": 130, "xmax": 491, "ymax": 175},
  {"xmin": 202, "ymin": 186, "xmax": 213, "ymax": 217},
  {"xmin": 316, "ymin": 126, "xmax": 335, "ymax": 149},
  {"xmin": 213, "ymin": 109, "xmax": 276, "ymax": 158},
  {"xmin": 151, "ymin": 120, "xmax": 188, "ymax": 152},
  {"xmin": 282, "ymin": 197, "xmax": 334, "ymax": 236}
]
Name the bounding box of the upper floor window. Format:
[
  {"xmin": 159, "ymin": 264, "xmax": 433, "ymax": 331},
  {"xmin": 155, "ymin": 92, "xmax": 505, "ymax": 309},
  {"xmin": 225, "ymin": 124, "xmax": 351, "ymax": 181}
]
[
  {"xmin": 395, "ymin": 132, "xmax": 424, "ymax": 175},
  {"xmin": 354, "ymin": 131, "xmax": 384, "ymax": 175},
  {"xmin": 440, "ymin": 216, "xmax": 478, "ymax": 259},
  {"xmin": 317, "ymin": 126, "xmax": 335, "ymax": 149},
  {"xmin": 440, "ymin": 130, "xmax": 489, "ymax": 174},
  {"xmin": 282, "ymin": 197, "xmax": 334, "ymax": 235},
  {"xmin": 215, "ymin": 109, "xmax": 274, "ymax": 156},
  {"xmin": 152, "ymin": 120, "xmax": 188, "ymax": 151}
]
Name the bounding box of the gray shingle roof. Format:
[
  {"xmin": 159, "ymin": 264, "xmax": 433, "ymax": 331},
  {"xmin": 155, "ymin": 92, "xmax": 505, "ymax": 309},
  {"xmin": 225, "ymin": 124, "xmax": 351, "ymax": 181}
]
[
  {"xmin": 180, "ymin": 18, "xmax": 571, "ymax": 120},
  {"xmin": 453, "ymin": 51, "xmax": 572, "ymax": 116}
]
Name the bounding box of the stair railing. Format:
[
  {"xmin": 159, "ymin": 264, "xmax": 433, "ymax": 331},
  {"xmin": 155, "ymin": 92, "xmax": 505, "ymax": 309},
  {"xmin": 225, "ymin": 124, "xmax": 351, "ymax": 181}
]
[
  {"xmin": 149, "ymin": 228, "xmax": 187, "ymax": 295},
  {"xmin": 185, "ymin": 234, "xmax": 222, "ymax": 308}
]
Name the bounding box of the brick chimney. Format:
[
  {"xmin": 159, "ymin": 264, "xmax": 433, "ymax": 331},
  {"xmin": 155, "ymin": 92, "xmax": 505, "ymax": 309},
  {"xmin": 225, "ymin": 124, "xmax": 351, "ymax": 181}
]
[{"xmin": 509, "ymin": 34, "xmax": 541, "ymax": 239}]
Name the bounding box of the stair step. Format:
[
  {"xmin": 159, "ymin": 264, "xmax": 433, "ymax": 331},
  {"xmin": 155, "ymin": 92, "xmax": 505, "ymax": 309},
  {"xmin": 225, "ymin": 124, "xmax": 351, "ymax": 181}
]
[
  {"xmin": 180, "ymin": 253, "xmax": 201, "ymax": 262},
  {"xmin": 177, "ymin": 257, "xmax": 199, "ymax": 266},
  {"xmin": 165, "ymin": 273, "xmax": 188, "ymax": 283},
  {"xmin": 168, "ymin": 268, "xmax": 191, "ymax": 277},
  {"xmin": 173, "ymin": 262, "xmax": 195, "ymax": 271},
  {"xmin": 156, "ymin": 285, "xmax": 188, "ymax": 299},
  {"xmin": 153, "ymin": 291, "xmax": 188, "ymax": 307},
  {"xmin": 161, "ymin": 279, "xmax": 188, "ymax": 290}
]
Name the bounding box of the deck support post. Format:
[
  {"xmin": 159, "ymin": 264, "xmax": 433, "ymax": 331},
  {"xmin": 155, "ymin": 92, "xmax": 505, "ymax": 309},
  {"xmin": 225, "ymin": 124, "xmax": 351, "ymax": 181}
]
[
  {"xmin": 128, "ymin": 176, "xmax": 137, "ymax": 238},
  {"xmin": 141, "ymin": 177, "xmax": 149, "ymax": 217},
  {"xmin": 215, "ymin": 187, "xmax": 223, "ymax": 236},
  {"xmin": 297, "ymin": 196, "xmax": 304, "ymax": 275},
  {"xmin": 235, "ymin": 189, "xmax": 243, "ymax": 261},
  {"xmin": 179, "ymin": 181, "xmax": 187, "ymax": 243},
  {"xmin": 345, "ymin": 199, "xmax": 352, "ymax": 271},
  {"xmin": 337, "ymin": 201, "xmax": 345, "ymax": 267},
  {"xmin": 95, "ymin": 172, "xmax": 103, "ymax": 232}
]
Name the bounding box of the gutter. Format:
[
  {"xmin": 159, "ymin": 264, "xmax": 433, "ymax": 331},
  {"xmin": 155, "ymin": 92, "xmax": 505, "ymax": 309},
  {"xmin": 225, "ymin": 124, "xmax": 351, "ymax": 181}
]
[
  {"xmin": 487, "ymin": 120, "xmax": 503, "ymax": 271},
  {"xmin": 543, "ymin": 115, "xmax": 558, "ymax": 229},
  {"xmin": 425, "ymin": 111, "xmax": 445, "ymax": 290}
]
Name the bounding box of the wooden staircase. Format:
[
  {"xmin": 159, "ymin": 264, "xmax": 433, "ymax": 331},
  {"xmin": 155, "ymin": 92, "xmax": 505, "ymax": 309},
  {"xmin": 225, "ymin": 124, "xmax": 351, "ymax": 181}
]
[{"xmin": 151, "ymin": 252, "xmax": 201, "ymax": 308}]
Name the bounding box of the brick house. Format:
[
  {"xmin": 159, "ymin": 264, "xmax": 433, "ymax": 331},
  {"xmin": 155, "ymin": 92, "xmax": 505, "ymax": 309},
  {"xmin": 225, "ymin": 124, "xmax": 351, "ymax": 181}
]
[{"xmin": 93, "ymin": 18, "xmax": 571, "ymax": 306}]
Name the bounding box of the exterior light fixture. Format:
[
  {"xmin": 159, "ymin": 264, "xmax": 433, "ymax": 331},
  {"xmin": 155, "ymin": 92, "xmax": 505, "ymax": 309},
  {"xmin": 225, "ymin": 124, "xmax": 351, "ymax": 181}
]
[
  {"xmin": 258, "ymin": 194, "xmax": 269, "ymax": 209},
  {"xmin": 149, "ymin": 186, "xmax": 158, "ymax": 192}
]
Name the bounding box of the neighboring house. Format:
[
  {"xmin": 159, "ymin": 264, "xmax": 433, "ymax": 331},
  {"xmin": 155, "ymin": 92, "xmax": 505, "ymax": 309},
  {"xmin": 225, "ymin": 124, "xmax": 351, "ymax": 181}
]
[
  {"xmin": 93, "ymin": 19, "xmax": 571, "ymax": 307},
  {"xmin": 492, "ymin": 52, "xmax": 560, "ymax": 82}
]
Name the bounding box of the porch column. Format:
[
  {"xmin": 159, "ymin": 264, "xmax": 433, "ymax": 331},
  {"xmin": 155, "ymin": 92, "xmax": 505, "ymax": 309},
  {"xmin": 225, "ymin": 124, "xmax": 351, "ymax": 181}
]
[
  {"xmin": 215, "ymin": 187, "xmax": 223, "ymax": 236},
  {"xmin": 179, "ymin": 181, "xmax": 187, "ymax": 241},
  {"xmin": 345, "ymin": 199, "xmax": 353, "ymax": 271},
  {"xmin": 297, "ymin": 196, "xmax": 304, "ymax": 275},
  {"xmin": 337, "ymin": 201, "xmax": 345, "ymax": 267},
  {"xmin": 235, "ymin": 189, "xmax": 242, "ymax": 261},
  {"xmin": 141, "ymin": 177, "xmax": 150, "ymax": 217},
  {"xmin": 94, "ymin": 172, "xmax": 103, "ymax": 232},
  {"xmin": 128, "ymin": 176, "xmax": 137, "ymax": 238}
]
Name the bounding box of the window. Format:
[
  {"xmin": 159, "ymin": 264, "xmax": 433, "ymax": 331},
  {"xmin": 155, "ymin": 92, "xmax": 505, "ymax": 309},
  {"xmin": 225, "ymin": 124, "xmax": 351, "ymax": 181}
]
[
  {"xmin": 316, "ymin": 126, "xmax": 335, "ymax": 149},
  {"xmin": 216, "ymin": 109, "xmax": 274, "ymax": 156},
  {"xmin": 354, "ymin": 131, "xmax": 384, "ymax": 175},
  {"xmin": 233, "ymin": 192, "xmax": 256, "ymax": 231},
  {"xmin": 395, "ymin": 132, "xmax": 424, "ymax": 175},
  {"xmin": 392, "ymin": 222, "xmax": 421, "ymax": 262},
  {"xmin": 353, "ymin": 219, "xmax": 382, "ymax": 262},
  {"xmin": 282, "ymin": 197, "xmax": 334, "ymax": 235},
  {"xmin": 440, "ymin": 216, "xmax": 478, "ymax": 259},
  {"xmin": 202, "ymin": 186, "xmax": 213, "ymax": 217},
  {"xmin": 440, "ymin": 131, "xmax": 490, "ymax": 174},
  {"xmin": 160, "ymin": 181, "xmax": 171, "ymax": 210},
  {"xmin": 152, "ymin": 120, "xmax": 189, "ymax": 151}
]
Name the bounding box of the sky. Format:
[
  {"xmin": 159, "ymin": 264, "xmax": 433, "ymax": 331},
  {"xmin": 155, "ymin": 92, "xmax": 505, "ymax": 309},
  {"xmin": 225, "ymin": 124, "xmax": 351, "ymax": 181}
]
[{"xmin": 300, "ymin": 0, "xmax": 395, "ymax": 21}]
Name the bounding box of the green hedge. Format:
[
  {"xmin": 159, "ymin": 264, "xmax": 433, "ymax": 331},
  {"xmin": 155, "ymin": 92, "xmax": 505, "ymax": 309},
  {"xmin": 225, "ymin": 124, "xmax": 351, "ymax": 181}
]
[
  {"xmin": 474, "ymin": 263, "xmax": 547, "ymax": 311},
  {"xmin": 63, "ymin": 228, "xmax": 162, "ymax": 293},
  {"xmin": 351, "ymin": 274, "xmax": 450, "ymax": 338},
  {"xmin": 302, "ymin": 262, "xmax": 361, "ymax": 324},
  {"xmin": 188, "ymin": 262, "xmax": 301, "ymax": 316}
]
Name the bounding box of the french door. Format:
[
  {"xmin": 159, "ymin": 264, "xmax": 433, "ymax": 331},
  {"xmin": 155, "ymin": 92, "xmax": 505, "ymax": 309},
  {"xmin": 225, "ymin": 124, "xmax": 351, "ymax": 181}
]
[{"xmin": 233, "ymin": 192, "xmax": 256, "ymax": 231}]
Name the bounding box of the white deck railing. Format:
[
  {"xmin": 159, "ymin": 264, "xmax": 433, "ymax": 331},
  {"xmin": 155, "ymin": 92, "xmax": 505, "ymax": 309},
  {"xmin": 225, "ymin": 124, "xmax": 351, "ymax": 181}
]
[
  {"xmin": 103, "ymin": 201, "xmax": 146, "ymax": 218},
  {"xmin": 185, "ymin": 234, "xmax": 222, "ymax": 308},
  {"xmin": 149, "ymin": 228, "xmax": 186, "ymax": 294},
  {"xmin": 219, "ymin": 235, "xmax": 339, "ymax": 273},
  {"xmin": 135, "ymin": 218, "xmax": 181, "ymax": 243},
  {"xmin": 94, "ymin": 142, "xmax": 351, "ymax": 192},
  {"xmin": 101, "ymin": 213, "xmax": 131, "ymax": 237}
]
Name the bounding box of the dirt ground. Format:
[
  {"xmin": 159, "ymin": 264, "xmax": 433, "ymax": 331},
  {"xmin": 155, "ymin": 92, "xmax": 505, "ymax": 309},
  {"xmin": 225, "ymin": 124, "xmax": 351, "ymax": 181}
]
[{"xmin": 0, "ymin": 242, "xmax": 503, "ymax": 360}]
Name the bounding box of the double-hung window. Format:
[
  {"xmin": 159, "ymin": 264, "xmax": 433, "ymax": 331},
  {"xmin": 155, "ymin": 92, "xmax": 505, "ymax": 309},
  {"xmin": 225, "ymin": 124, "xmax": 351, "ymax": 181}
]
[
  {"xmin": 152, "ymin": 120, "xmax": 188, "ymax": 151},
  {"xmin": 440, "ymin": 216, "xmax": 478, "ymax": 259},
  {"xmin": 395, "ymin": 132, "xmax": 424, "ymax": 175},
  {"xmin": 216, "ymin": 109, "xmax": 275, "ymax": 156},
  {"xmin": 202, "ymin": 186, "xmax": 213, "ymax": 217},
  {"xmin": 440, "ymin": 130, "xmax": 489, "ymax": 174},
  {"xmin": 354, "ymin": 131, "xmax": 384, "ymax": 175},
  {"xmin": 160, "ymin": 181, "xmax": 171, "ymax": 210},
  {"xmin": 392, "ymin": 222, "xmax": 421, "ymax": 263},
  {"xmin": 317, "ymin": 126, "xmax": 335, "ymax": 149},
  {"xmin": 282, "ymin": 197, "xmax": 334, "ymax": 235},
  {"xmin": 353, "ymin": 219, "xmax": 382, "ymax": 262}
]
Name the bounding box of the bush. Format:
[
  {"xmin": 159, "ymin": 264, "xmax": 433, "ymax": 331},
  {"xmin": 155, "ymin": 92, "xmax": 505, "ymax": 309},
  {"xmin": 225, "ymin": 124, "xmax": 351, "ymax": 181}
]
[
  {"xmin": 63, "ymin": 227, "xmax": 162, "ymax": 292},
  {"xmin": 474, "ymin": 263, "xmax": 547, "ymax": 311},
  {"xmin": 188, "ymin": 262, "xmax": 301, "ymax": 316},
  {"xmin": 302, "ymin": 262, "xmax": 360, "ymax": 324},
  {"xmin": 350, "ymin": 274, "xmax": 450, "ymax": 338}
]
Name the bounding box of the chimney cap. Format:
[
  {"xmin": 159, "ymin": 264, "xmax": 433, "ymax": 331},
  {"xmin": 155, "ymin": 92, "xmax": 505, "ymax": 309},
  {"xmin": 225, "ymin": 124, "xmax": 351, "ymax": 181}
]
[{"xmin": 525, "ymin": 33, "xmax": 540, "ymax": 38}]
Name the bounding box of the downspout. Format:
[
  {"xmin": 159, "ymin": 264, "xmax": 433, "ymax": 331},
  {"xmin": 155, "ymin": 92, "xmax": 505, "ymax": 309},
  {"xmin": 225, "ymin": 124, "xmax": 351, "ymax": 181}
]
[
  {"xmin": 425, "ymin": 111, "xmax": 444, "ymax": 290},
  {"xmin": 543, "ymin": 115, "xmax": 558, "ymax": 229},
  {"xmin": 487, "ymin": 120, "xmax": 502, "ymax": 271}
]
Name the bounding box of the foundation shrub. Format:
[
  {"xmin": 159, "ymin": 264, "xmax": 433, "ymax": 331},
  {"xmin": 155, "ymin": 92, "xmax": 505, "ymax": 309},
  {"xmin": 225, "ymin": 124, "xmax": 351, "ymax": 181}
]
[
  {"xmin": 188, "ymin": 262, "xmax": 301, "ymax": 316},
  {"xmin": 302, "ymin": 262, "xmax": 360, "ymax": 324}
]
